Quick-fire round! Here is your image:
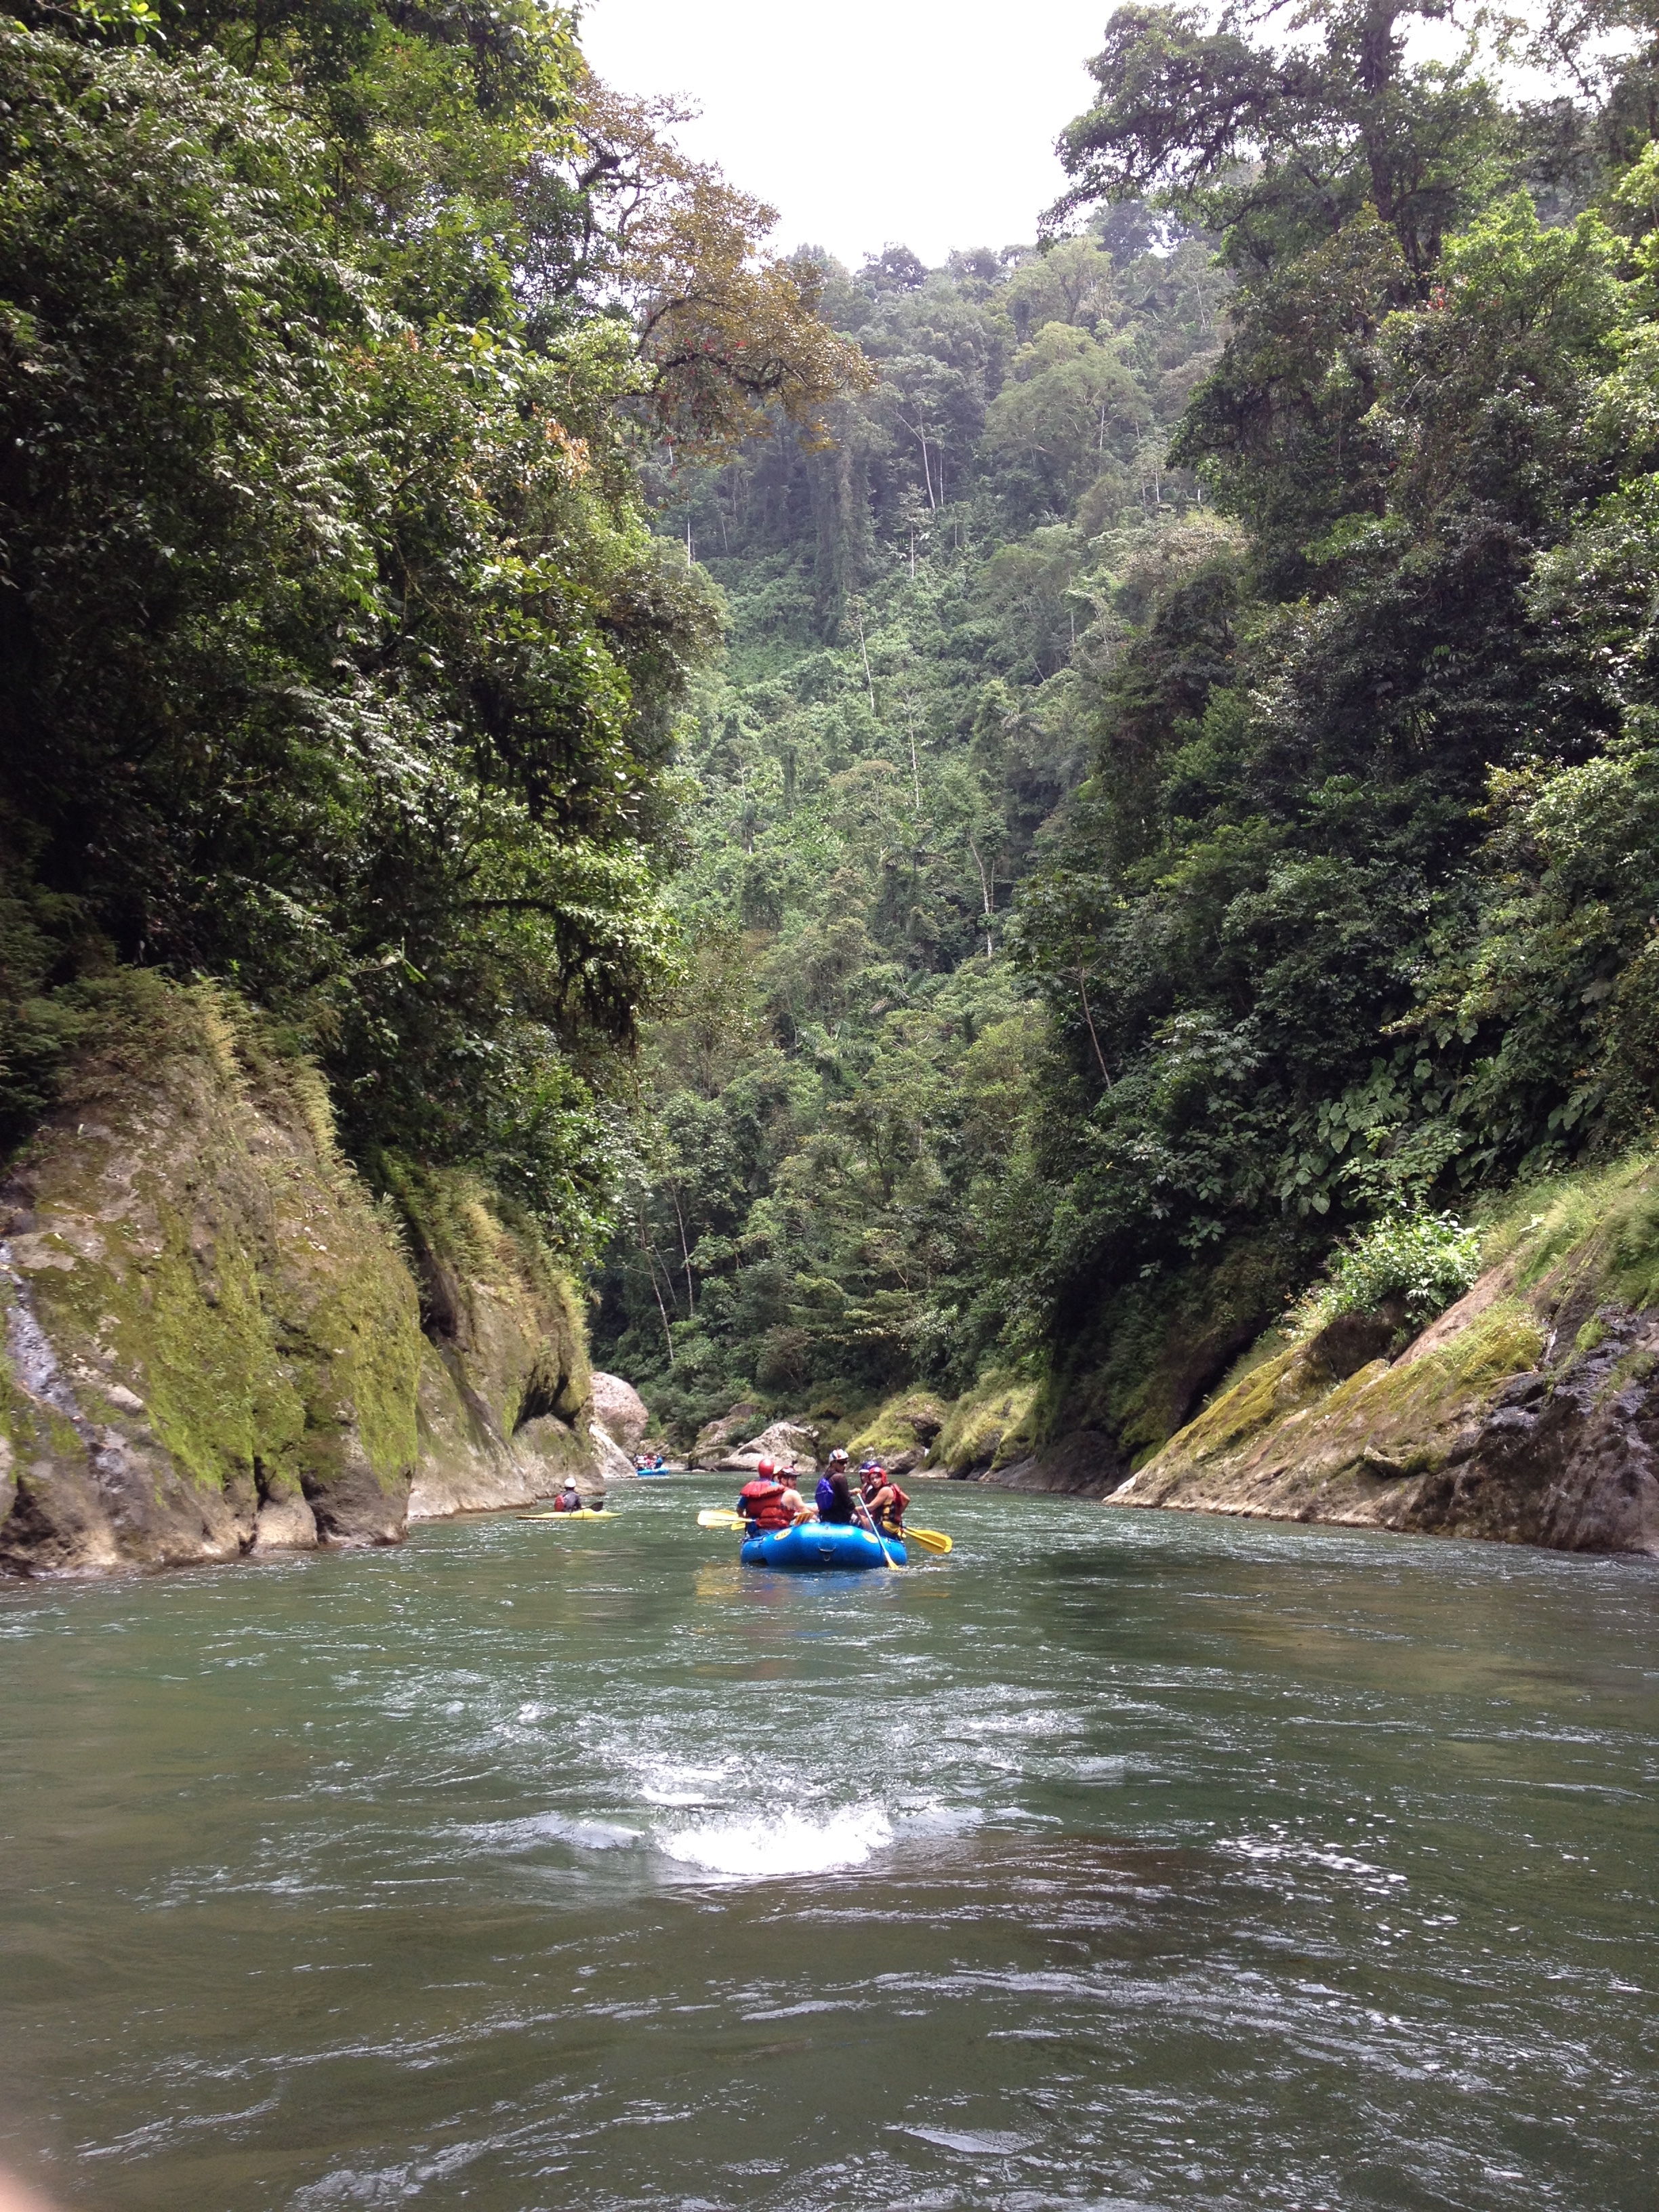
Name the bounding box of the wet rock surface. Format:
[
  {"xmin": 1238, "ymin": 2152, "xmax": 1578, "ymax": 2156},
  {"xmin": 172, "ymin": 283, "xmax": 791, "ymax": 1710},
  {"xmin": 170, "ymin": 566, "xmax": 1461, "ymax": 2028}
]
[
  {"xmin": 251, "ymin": 1490, "xmax": 319, "ymax": 1553},
  {"xmin": 1400, "ymin": 1314, "xmax": 1659, "ymax": 1552},
  {"xmin": 0, "ymin": 995, "xmax": 420, "ymax": 1575},
  {"xmin": 987, "ymin": 1429, "xmax": 1126, "ymax": 1497},
  {"xmin": 586, "ymin": 1423, "xmax": 638, "ymax": 1489},
  {"xmin": 404, "ymin": 1187, "xmax": 601, "ymax": 1521}
]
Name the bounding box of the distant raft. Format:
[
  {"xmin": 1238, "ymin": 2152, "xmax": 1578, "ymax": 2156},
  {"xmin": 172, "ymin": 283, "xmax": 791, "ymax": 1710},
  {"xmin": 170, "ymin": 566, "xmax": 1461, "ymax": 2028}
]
[{"xmin": 739, "ymin": 1521, "xmax": 905, "ymax": 1572}]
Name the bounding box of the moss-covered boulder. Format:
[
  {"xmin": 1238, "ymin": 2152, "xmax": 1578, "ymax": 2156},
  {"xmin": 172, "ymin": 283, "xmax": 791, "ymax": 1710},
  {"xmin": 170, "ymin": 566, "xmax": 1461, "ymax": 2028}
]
[
  {"xmin": 848, "ymin": 1390, "xmax": 947, "ymax": 1474},
  {"xmin": 935, "ymin": 1372, "xmax": 1042, "ymax": 1480},
  {"xmin": 0, "ymin": 981, "xmax": 422, "ymax": 1571},
  {"xmin": 1111, "ymin": 1158, "xmax": 1659, "ymax": 1555}
]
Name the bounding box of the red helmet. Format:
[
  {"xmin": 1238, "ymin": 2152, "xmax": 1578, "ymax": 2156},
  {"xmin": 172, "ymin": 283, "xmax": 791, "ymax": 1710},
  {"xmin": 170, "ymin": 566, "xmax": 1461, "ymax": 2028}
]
[{"xmin": 756, "ymin": 1458, "xmax": 776, "ymax": 1477}]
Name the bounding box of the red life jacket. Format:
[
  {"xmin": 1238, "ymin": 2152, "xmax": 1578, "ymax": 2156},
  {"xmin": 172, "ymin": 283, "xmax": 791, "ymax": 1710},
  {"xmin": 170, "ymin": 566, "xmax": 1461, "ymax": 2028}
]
[
  {"xmin": 738, "ymin": 1477, "xmax": 792, "ymax": 1531},
  {"xmin": 863, "ymin": 1473, "xmax": 909, "ymax": 1522}
]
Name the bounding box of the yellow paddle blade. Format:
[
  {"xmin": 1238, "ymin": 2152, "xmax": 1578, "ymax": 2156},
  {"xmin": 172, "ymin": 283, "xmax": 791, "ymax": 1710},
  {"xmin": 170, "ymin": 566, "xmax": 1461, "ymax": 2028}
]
[
  {"xmin": 697, "ymin": 1509, "xmax": 747, "ymax": 1529},
  {"xmin": 903, "ymin": 1525, "xmax": 951, "ymax": 1554}
]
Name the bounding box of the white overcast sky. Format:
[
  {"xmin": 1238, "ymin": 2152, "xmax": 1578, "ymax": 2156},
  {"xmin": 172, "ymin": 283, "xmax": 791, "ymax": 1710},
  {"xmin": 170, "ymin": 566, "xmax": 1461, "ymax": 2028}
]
[
  {"xmin": 577, "ymin": 0, "xmax": 1115, "ymax": 268},
  {"xmin": 577, "ymin": 4, "xmax": 1592, "ymax": 274}
]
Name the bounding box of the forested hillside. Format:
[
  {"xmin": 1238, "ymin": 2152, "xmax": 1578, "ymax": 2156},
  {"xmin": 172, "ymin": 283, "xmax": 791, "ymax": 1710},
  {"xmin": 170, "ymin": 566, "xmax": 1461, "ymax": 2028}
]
[
  {"xmin": 589, "ymin": 212, "xmax": 1229, "ymax": 1429},
  {"xmin": 594, "ymin": 0, "xmax": 1659, "ymax": 1470}
]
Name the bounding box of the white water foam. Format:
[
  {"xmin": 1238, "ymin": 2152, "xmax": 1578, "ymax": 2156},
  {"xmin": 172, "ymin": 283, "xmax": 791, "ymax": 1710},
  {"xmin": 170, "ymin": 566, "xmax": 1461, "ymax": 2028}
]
[
  {"xmin": 896, "ymin": 2124, "xmax": 1038, "ymax": 2155},
  {"xmin": 1221, "ymin": 1831, "xmax": 1407, "ymax": 1888},
  {"xmin": 466, "ymin": 1809, "xmax": 644, "ymax": 1853},
  {"xmin": 655, "ymin": 1802, "xmax": 896, "ymax": 1878}
]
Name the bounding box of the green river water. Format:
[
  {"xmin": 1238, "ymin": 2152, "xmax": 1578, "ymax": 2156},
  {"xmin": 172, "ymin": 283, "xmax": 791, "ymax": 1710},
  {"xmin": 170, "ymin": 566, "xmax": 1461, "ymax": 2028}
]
[{"xmin": 0, "ymin": 1481, "xmax": 1655, "ymax": 2212}]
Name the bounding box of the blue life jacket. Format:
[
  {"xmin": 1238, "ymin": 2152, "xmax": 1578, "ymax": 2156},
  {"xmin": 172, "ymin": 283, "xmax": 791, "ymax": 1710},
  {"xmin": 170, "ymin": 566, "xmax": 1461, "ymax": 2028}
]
[{"xmin": 816, "ymin": 1472, "xmax": 855, "ymax": 1524}]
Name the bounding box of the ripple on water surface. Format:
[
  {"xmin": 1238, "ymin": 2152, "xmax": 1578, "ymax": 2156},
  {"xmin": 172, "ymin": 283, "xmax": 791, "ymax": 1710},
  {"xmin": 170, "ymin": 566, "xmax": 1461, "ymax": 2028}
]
[{"xmin": 0, "ymin": 1483, "xmax": 1656, "ymax": 2211}]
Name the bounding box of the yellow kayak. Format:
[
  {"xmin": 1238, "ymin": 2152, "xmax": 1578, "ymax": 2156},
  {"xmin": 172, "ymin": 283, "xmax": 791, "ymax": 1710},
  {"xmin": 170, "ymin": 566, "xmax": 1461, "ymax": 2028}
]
[{"xmin": 518, "ymin": 1508, "xmax": 614, "ymax": 1520}]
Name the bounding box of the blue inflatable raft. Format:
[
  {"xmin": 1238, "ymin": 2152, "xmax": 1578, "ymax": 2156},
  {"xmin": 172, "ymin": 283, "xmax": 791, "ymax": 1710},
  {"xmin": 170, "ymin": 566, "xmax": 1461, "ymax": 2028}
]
[{"xmin": 739, "ymin": 1522, "xmax": 905, "ymax": 1572}]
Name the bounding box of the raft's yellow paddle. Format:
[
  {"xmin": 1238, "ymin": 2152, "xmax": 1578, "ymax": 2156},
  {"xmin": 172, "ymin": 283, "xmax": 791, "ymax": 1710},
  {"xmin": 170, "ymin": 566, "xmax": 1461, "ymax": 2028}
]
[{"xmin": 903, "ymin": 1526, "xmax": 952, "ymax": 1554}]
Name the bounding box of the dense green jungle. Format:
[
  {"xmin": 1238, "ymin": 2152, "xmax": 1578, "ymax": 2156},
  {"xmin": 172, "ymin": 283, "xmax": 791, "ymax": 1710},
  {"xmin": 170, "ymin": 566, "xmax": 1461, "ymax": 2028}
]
[
  {"xmin": 9, "ymin": 0, "xmax": 1659, "ymax": 1477},
  {"xmin": 593, "ymin": 0, "xmax": 1659, "ymax": 1467}
]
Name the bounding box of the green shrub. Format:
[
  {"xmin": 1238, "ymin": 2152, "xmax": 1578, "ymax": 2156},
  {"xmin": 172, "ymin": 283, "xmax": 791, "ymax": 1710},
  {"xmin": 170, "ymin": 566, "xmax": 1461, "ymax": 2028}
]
[{"xmin": 1303, "ymin": 1211, "xmax": 1482, "ymax": 1332}]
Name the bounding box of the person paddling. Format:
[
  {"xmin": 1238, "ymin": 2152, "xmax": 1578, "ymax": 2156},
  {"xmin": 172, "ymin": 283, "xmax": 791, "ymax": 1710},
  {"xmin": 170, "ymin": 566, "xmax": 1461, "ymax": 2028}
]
[
  {"xmin": 737, "ymin": 1458, "xmax": 808, "ymax": 1532},
  {"xmin": 550, "ymin": 1478, "xmax": 583, "ymax": 1515},
  {"xmin": 815, "ymin": 1447, "xmax": 857, "ymax": 1525},
  {"xmin": 860, "ymin": 1461, "xmax": 909, "ymax": 1536}
]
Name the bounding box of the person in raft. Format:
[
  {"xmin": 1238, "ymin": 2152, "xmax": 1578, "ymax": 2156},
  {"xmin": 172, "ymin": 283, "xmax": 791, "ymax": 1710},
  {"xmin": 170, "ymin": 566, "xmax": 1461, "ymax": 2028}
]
[
  {"xmin": 550, "ymin": 1479, "xmax": 583, "ymax": 1514},
  {"xmin": 815, "ymin": 1448, "xmax": 857, "ymax": 1525},
  {"xmin": 860, "ymin": 1462, "xmax": 909, "ymax": 1535},
  {"xmin": 737, "ymin": 1459, "xmax": 811, "ymax": 1532}
]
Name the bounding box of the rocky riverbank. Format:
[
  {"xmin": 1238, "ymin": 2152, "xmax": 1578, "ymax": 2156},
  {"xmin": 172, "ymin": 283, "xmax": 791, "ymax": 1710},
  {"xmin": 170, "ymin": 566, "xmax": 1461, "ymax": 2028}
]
[
  {"xmin": 0, "ymin": 982, "xmax": 626, "ymax": 1576},
  {"xmin": 1103, "ymin": 1158, "xmax": 1659, "ymax": 1555}
]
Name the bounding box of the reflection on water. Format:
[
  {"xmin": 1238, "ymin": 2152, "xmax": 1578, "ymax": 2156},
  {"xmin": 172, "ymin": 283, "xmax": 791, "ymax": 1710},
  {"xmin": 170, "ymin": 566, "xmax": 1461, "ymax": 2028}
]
[{"xmin": 1, "ymin": 1484, "xmax": 1656, "ymax": 2210}]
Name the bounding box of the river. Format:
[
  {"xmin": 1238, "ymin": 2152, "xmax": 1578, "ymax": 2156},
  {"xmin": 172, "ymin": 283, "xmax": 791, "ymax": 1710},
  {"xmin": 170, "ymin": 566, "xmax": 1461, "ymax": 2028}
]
[{"xmin": 0, "ymin": 1481, "xmax": 1654, "ymax": 2211}]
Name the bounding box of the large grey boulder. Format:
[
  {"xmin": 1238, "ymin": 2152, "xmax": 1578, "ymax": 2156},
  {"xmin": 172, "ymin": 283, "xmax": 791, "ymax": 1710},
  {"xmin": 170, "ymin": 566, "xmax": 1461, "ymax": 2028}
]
[
  {"xmin": 690, "ymin": 1401, "xmax": 760, "ymax": 1468},
  {"xmin": 251, "ymin": 1491, "xmax": 320, "ymax": 1552},
  {"xmin": 724, "ymin": 1419, "xmax": 821, "ymax": 1478},
  {"xmin": 590, "ymin": 1370, "xmax": 649, "ymax": 1453},
  {"xmin": 588, "ymin": 1424, "xmax": 636, "ymax": 1488}
]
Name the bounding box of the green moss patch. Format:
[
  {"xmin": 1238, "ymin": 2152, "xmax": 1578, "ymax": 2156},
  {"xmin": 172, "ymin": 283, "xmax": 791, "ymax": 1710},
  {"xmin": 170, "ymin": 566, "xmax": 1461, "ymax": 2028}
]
[
  {"xmin": 848, "ymin": 1389, "xmax": 947, "ymax": 1463},
  {"xmin": 9, "ymin": 978, "xmax": 426, "ymax": 1513},
  {"xmin": 936, "ymin": 1372, "xmax": 1041, "ymax": 1474}
]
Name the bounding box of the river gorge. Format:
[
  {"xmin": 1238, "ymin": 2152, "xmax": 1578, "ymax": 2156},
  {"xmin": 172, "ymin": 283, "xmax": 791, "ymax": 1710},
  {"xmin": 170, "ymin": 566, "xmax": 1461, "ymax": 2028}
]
[{"xmin": 1, "ymin": 1480, "xmax": 1654, "ymax": 2211}]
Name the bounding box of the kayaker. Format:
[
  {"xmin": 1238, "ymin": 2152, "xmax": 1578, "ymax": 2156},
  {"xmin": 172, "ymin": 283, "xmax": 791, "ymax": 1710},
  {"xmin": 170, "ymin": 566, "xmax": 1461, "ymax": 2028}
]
[
  {"xmin": 861, "ymin": 1462, "xmax": 909, "ymax": 1534},
  {"xmin": 815, "ymin": 1448, "xmax": 857, "ymax": 1524},
  {"xmin": 550, "ymin": 1479, "xmax": 583, "ymax": 1515},
  {"xmin": 737, "ymin": 1459, "xmax": 805, "ymax": 1532}
]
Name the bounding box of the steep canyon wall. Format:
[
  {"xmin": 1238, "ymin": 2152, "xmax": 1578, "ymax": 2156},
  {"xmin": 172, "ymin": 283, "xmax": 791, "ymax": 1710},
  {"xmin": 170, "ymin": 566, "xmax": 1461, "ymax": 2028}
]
[{"xmin": 0, "ymin": 984, "xmax": 614, "ymax": 1575}]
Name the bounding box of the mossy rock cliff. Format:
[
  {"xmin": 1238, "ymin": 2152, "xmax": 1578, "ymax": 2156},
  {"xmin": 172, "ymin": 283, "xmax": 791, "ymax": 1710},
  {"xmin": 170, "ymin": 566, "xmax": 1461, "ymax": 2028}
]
[
  {"xmin": 942, "ymin": 1233, "xmax": 1309, "ymax": 1497},
  {"xmin": 1109, "ymin": 1157, "xmax": 1659, "ymax": 1555},
  {"xmin": 0, "ymin": 979, "xmax": 607, "ymax": 1575},
  {"xmin": 390, "ymin": 1159, "xmax": 605, "ymax": 1519}
]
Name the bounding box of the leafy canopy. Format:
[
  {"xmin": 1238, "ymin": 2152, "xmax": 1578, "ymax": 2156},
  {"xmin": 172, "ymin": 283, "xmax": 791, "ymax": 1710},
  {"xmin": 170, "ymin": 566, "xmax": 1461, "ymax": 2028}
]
[{"xmin": 0, "ymin": 0, "xmax": 867, "ymax": 1256}]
